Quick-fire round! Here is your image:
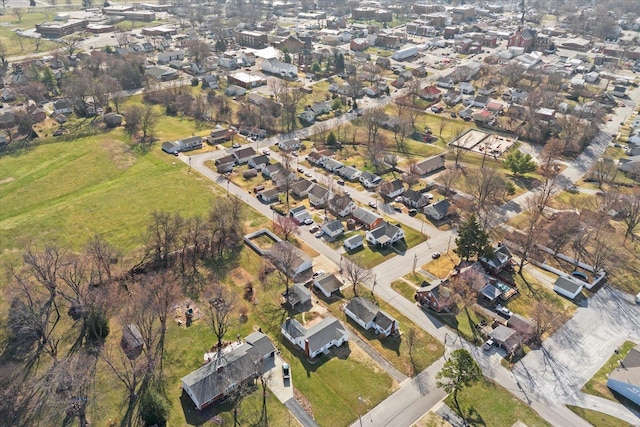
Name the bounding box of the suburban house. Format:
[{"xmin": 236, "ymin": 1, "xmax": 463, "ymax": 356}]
[
  {"xmin": 323, "ymin": 158, "xmax": 344, "ymax": 173},
  {"xmin": 121, "ymin": 324, "xmax": 144, "ymax": 359},
  {"xmin": 343, "ymin": 234, "xmax": 364, "ymax": 252},
  {"xmin": 507, "ymin": 314, "xmax": 535, "ymax": 337},
  {"xmin": 553, "ymin": 275, "xmax": 584, "ymax": 300},
  {"xmin": 489, "ymin": 325, "xmax": 521, "ymax": 354},
  {"xmin": 359, "ymin": 171, "xmax": 382, "ymax": 189},
  {"xmin": 267, "ymin": 241, "xmax": 313, "ymax": 277},
  {"xmin": 321, "ymin": 220, "xmax": 345, "ymax": 239},
  {"xmin": 248, "ymin": 154, "xmax": 270, "ymax": 170},
  {"xmin": 181, "ymin": 332, "xmax": 276, "ymax": 410},
  {"xmin": 277, "ymin": 138, "xmax": 301, "ymax": 152},
  {"xmin": 444, "ymin": 89, "xmax": 463, "ymax": 105},
  {"xmin": 258, "ymin": 188, "xmax": 281, "ymax": 203},
  {"xmin": 158, "ymin": 50, "xmax": 185, "ymax": 64},
  {"xmin": 414, "ymin": 155, "xmax": 445, "ymax": 176},
  {"xmin": 471, "ymin": 94, "xmax": 489, "ymax": 108},
  {"xmin": 239, "ymin": 126, "xmax": 267, "ymax": 139},
  {"xmin": 379, "ymin": 179, "xmax": 405, "ymax": 200},
  {"xmin": 313, "ymin": 273, "xmax": 344, "ymax": 298},
  {"xmin": 262, "ymin": 163, "xmax": 287, "ymax": 180},
  {"xmin": 435, "ymin": 76, "xmax": 455, "ymax": 89},
  {"xmin": 402, "ymin": 189, "xmax": 432, "ymax": 209},
  {"xmin": 233, "ymin": 147, "xmax": 257, "ymax": 164},
  {"xmin": 209, "ymin": 127, "xmax": 234, "ymax": 144},
  {"xmin": 282, "ymin": 283, "xmax": 312, "ymax": 309},
  {"xmin": 352, "ymin": 207, "xmax": 383, "ymax": 230},
  {"xmin": 215, "ymin": 154, "xmax": 235, "ymax": 174},
  {"xmin": 607, "ymin": 344, "xmax": 640, "ymax": 407},
  {"xmin": 53, "ymin": 99, "xmax": 73, "ymax": 115},
  {"xmin": 459, "ymin": 82, "xmax": 475, "ymax": 95},
  {"xmin": 299, "ymin": 101, "xmax": 332, "ymax": 123},
  {"xmin": 281, "ymin": 316, "xmax": 349, "ymax": 359},
  {"xmin": 328, "ymin": 194, "xmax": 356, "ymax": 217},
  {"xmin": 145, "ymin": 66, "xmax": 179, "ymax": 82},
  {"xmin": 307, "ymin": 150, "xmax": 328, "ymax": 166},
  {"xmin": 424, "ymin": 199, "xmax": 450, "ymax": 220},
  {"xmin": 338, "ymin": 166, "xmax": 362, "ymax": 182},
  {"xmin": 421, "ymin": 85, "xmax": 442, "ymax": 101},
  {"xmin": 366, "ymin": 221, "xmax": 405, "ymax": 247},
  {"xmin": 291, "ymin": 178, "xmax": 315, "ymax": 198},
  {"xmin": 344, "ymin": 297, "xmax": 399, "ymax": 337},
  {"xmin": 308, "ymin": 184, "xmax": 331, "ymax": 207},
  {"xmin": 480, "ymin": 244, "xmax": 514, "ymax": 274},
  {"xmin": 415, "ymin": 280, "xmax": 454, "ymax": 313}
]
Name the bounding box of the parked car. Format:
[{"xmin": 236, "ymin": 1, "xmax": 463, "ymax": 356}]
[
  {"xmin": 368, "ymin": 201, "xmax": 377, "ymax": 209},
  {"xmin": 303, "ymin": 218, "xmax": 314, "ymax": 225},
  {"xmin": 282, "ymin": 363, "xmax": 290, "ymax": 379},
  {"xmin": 53, "ymin": 128, "xmax": 65, "ymax": 137},
  {"xmin": 482, "ymin": 339, "xmax": 495, "ymax": 351},
  {"xmin": 431, "ymin": 252, "xmax": 441, "ymax": 259},
  {"xmin": 495, "ymin": 304, "xmax": 513, "ymax": 318},
  {"xmin": 408, "ymin": 208, "xmax": 418, "ymax": 216},
  {"xmin": 262, "ymin": 149, "xmax": 270, "ymax": 155},
  {"xmin": 305, "ymin": 171, "xmax": 313, "ymax": 177},
  {"xmin": 312, "ymin": 270, "xmax": 324, "ymax": 278},
  {"xmin": 232, "ymin": 143, "xmax": 241, "ymax": 148},
  {"xmin": 297, "ymin": 167, "xmax": 304, "ymax": 173},
  {"xmin": 337, "ymin": 179, "xmax": 345, "ymax": 185},
  {"xmin": 309, "ymin": 225, "xmax": 319, "ymax": 233},
  {"xmin": 314, "ymin": 230, "xmax": 324, "ymax": 238}
]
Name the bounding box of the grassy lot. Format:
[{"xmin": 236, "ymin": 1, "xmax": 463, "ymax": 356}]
[
  {"xmin": 582, "ymin": 340, "xmax": 637, "ymax": 401},
  {"xmin": 413, "ymin": 411, "xmax": 453, "ymax": 427},
  {"xmin": 423, "ymin": 252, "xmax": 460, "ymax": 279},
  {"xmin": 391, "ymin": 279, "xmax": 418, "ymax": 302},
  {"xmin": 0, "ymin": 10, "xmax": 60, "ymax": 56},
  {"xmin": 325, "ymin": 286, "xmax": 444, "ymax": 377},
  {"xmin": 567, "ymin": 406, "xmax": 632, "ymax": 427},
  {"xmin": 435, "ymin": 306, "xmax": 489, "ymax": 345},
  {"xmin": 444, "ymin": 378, "xmax": 551, "ymax": 427},
  {"xmin": 0, "ymin": 132, "xmax": 218, "ymax": 255}
]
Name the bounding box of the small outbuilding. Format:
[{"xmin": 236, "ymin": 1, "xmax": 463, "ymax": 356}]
[{"xmin": 553, "ymin": 275, "xmax": 583, "ymax": 300}]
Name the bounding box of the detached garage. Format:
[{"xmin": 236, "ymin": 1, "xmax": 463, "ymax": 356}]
[{"xmin": 553, "ymin": 275, "xmax": 583, "ymax": 300}]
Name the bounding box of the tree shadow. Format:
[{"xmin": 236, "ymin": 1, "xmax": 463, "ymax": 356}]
[{"xmin": 465, "ymin": 405, "xmax": 486, "ymax": 426}]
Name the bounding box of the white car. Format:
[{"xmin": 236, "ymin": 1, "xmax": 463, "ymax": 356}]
[
  {"xmin": 232, "ymin": 143, "xmax": 241, "ymax": 148},
  {"xmin": 482, "ymin": 339, "xmax": 495, "ymax": 351},
  {"xmin": 309, "ymin": 225, "xmax": 319, "ymax": 233},
  {"xmin": 262, "ymin": 149, "xmax": 270, "ymax": 155},
  {"xmin": 304, "ymin": 171, "xmax": 313, "ymax": 177},
  {"xmin": 314, "ymin": 230, "xmax": 324, "ymax": 238},
  {"xmin": 303, "ymin": 218, "xmax": 314, "ymax": 225},
  {"xmin": 312, "ymin": 270, "xmax": 325, "ymax": 278},
  {"xmin": 495, "ymin": 304, "xmax": 513, "ymax": 318}
]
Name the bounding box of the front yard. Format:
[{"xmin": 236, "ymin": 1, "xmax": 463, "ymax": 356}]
[{"xmin": 582, "ymin": 340, "xmax": 637, "ymax": 401}]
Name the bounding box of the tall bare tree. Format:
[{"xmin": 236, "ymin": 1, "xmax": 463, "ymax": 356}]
[
  {"xmin": 204, "ymin": 285, "xmax": 237, "ymax": 351},
  {"xmin": 341, "ymin": 256, "xmax": 372, "ymax": 297},
  {"xmin": 620, "ymin": 190, "xmax": 640, "ymax": 242}
]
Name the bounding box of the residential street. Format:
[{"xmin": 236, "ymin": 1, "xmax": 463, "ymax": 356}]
[{"xmin": 180, "ymin": 81, "xmax": 640, "ymax": 427}]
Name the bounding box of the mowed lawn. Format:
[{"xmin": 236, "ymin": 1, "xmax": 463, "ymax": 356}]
[
  {"xmin": 445, "ymin": 379, "xmax": 550, "ymax": 427},
  {"xmin": 0, "ymin": 133, "xmax": 218, "ymax": 256}
]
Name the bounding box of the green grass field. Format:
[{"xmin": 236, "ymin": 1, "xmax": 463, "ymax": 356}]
[{"xmin": 445, "ymin": 378, "xmax": 550, "ymax": 427}]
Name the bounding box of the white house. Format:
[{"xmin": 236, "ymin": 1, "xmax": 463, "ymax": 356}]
[
  {"xmin": 366, "ymin": 222, "xmax": 405, "ymax": 247},
  {"xmin": 321, "ymin": 219, "xmax": 345, "ymax": 239},
  {"xmin": 261, "ymin": 58, "xmax": 298, "ymax": 78},
  {"xmin": 267, "ymin": 241, "xmax": 313, "ymax": 277},
  {"xmin": 158, "ymin": 50, "xmax": 185, "ymax": 64},
  {"xmin": 339, "ymin": 166, "xmax": 362, "ymax": 182},
  {"xmin": 328, "ymin": 194, "xmax": 356, "ymax": 217},
  {"xmin": 379, "ymin": 179, "xmax": 405, "ymax": 199},
  {"xmin": 343, "ymin": 234, "xmax": 364, "ymax": 252},
  {"xmin": 281, "ymin": 317, "xmax": 348, "ymax": 359},
  {"xmin": 277, "ymin": 138, "xmax": 301, "ymax": 151},
  {"xmin": 435, "ymin": 76, "xmax": 455, "ymax": 89},
  {"xmin": 424, "ymin": 199, "xmax": 450, "ymax": 220},
  {"xmin": 360, "ymin": 171, "xmax": 382, "ymax": 189},
  {"xmin": 344, "ymin": 297, "xmax": 399, "ymax": 337},
  {"xmin": 308, "ymin": 184, "xmax": 331, "ymax": 207},
  {"xmin": 607, "ymin": 344, "xmax": 640, "ymax": 407},
  {"xmin": 181, "ymin": 332, "xmax": 276, "ymax": 410}
]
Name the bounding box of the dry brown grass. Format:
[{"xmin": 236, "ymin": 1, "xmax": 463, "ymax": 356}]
[{"xmin": 422, "ymin": 251, "xmax": 460, "ymax": 279}]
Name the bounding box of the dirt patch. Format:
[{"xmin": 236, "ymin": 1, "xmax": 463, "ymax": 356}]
[
  {"xmin": 173, "ymin": 299, "xmax": 203, "ymax": 326},
  {"xmin": 229, "ymin": 267, "xmax": 254, "ymax": 287},
  {"xmin": 103, "ymin": 139, "xmax": 135, "ymax": 170},
  {"xmin": 0, "ymin": 177, "xmax": 15, "ymax": 185}
]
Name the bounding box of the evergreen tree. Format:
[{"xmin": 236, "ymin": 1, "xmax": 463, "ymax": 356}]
[
  {"xmin": 436, "ymin": 349, "xmax": 482, "ymax": 418},
  {"xmin": 454, "ymin": 214, "xmax": 491, "ymax": 261},
  {"xmin": 504, "ymin": 150, "xmax": 537, "ymax": 176},
  {"xmin": 336, "ymin": 53, "xmax": 345, "ymax": 71},
  {"xmin": 326, "ymin": 131, "xmax": 337, "ymax": 146}
]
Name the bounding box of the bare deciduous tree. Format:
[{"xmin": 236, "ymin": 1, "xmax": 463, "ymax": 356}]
[
  {"xmin": 341, "ymin": 256, "xmax": 372, "ymax": 296},
  {"xmin": 205, "ymin": 285, "xmax": 237, "ymax": 351},
  {"xmin": 530, "ymin": 301, "xmax": 568, "ymax": 345},
  {"xmin": 274, "ymin": 215, "xmax": 300, "ymax": 242}
]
